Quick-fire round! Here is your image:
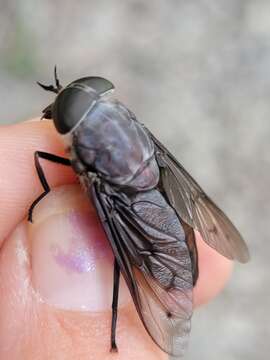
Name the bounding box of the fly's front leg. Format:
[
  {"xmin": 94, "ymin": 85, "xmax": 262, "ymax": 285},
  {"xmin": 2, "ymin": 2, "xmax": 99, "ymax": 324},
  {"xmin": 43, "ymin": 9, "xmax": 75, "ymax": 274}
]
[
  {"xmin": 111, "ymin": 259, "xmax": 120, "ymax": 352},
  {"xmin": 28, "ymin": 151, "xmax": 71, "ymax": 222}
]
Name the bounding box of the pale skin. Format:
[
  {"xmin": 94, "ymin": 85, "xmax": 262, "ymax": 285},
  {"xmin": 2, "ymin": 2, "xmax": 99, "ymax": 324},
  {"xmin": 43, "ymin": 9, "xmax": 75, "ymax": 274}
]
[{"xmin": 0, "ymin": 119, "xmax": 233, "ymax": 359}]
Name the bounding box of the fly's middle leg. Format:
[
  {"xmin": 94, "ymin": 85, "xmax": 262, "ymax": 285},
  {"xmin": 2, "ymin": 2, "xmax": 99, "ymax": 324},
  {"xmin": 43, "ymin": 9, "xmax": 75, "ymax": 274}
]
[{"xmin": 28, "ymin": 151, "xmax": 71, "ymax": 222}]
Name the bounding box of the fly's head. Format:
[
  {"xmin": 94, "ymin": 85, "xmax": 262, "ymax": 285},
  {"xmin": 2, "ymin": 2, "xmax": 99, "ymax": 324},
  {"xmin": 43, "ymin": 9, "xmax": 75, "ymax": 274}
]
[
  {"xmin": 40, "ymin": 75, "xmax": 114, "ymax": 135},
  {"xmin": 42, "ymin": 76, "xmax": 114, "ymax": 134},
  {"xmin": 52, "ymin": 77, "xmax": 114, "ymax": 135},
  {"xmin": 39, "ymin": 75, "xmax": 115, "ymax": 174}
]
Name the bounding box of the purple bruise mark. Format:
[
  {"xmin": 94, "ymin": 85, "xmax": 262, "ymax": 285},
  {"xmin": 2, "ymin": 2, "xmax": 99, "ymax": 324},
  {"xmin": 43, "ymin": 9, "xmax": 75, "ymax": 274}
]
[{"xmin": 51, "ymin": 210, "xmax": 112, "ymax": 273}]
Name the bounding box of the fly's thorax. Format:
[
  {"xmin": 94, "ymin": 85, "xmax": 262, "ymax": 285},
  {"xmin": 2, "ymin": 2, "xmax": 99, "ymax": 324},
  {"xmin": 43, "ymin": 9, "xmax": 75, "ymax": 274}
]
[
  {"xmin": 68, "ymin": 98, "xmax": 160, "ymax": 190},
  {"xmin": 122, "ymin": 157, "xmax": 160, "ymax": 190}
]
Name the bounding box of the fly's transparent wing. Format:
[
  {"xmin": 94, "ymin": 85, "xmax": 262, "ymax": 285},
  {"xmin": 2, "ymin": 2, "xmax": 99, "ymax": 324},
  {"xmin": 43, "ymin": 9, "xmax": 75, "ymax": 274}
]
[
  {"xmin": 92, "ymin": 184, "xmax": 193, "ymax": 357},
  {"xmin": 149, "ymin": 132, "xmax": 250, "ymax": 263}
]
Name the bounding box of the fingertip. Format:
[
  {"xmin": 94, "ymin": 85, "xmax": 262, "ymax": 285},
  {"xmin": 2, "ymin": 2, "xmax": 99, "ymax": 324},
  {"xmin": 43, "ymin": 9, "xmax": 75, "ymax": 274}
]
[
  {"xmin": 193, "ymin": 232, "xmax": 234, "ymax": 307},
  {"xmin": 0, "ymin": 184, "xmax": 166, "ymax": 359},
  {"xmin": 0, "ymin": 119, "xmax": 76, "ymax": 243}
]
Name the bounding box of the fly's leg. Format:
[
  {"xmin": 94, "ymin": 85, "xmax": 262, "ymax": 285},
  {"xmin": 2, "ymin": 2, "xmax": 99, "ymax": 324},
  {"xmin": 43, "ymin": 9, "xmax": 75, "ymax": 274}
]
[
  {"xmin": 28, "ymin": 151, "xmax": 71, "ymax": 222},
  {"xmin": 110, "ymin": 259, "xmax": 120, "ymax": 352},
  {"xmin": 37, "ymin": 66, "xmax": 62, "ymax": 94}
]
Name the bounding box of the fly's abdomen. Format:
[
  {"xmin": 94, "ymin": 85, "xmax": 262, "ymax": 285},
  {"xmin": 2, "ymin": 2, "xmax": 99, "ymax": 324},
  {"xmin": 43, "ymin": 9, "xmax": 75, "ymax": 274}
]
[{"xmin": 72, "ymin": 99, "xmax": 159, "ymax": 190}]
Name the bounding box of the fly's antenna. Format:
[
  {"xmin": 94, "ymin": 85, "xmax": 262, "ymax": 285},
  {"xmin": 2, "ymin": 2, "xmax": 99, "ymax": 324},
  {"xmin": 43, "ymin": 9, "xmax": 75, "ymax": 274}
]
[
  {"xmin": 54, "ymin": 65, "xmax": 62, "ymax": 91},
  {"xmin": 37, "ymin": 65, "xmax": 62, "ymax": 94}
]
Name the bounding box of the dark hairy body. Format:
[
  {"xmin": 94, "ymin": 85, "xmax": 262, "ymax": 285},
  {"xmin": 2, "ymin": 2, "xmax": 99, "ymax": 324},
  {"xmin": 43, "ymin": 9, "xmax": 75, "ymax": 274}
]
[
  {"xmin": 70, "ymin": 98, "xmax": 196, "ymax": 354},
  {"xmin": 28, "ymin": 72, "xmax": 249, "ymax": 357}
]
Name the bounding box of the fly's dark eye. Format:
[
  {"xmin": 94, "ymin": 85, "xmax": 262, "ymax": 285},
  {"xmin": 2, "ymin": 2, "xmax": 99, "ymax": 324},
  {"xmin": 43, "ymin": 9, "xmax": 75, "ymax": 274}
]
[
  {"xmin": 70, "ymin": 77, "xmax": 115, "ymax": 95},
  {"xmin": 52, "ymin": 77, "xmax": 115, "ymax": 134},
  {"xmin": 52, "ymin": 87, "xmax": 98, "ymax": 134}
]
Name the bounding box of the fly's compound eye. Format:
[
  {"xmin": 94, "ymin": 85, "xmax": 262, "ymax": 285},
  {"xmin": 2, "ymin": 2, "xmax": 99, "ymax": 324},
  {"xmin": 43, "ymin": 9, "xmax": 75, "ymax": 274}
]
[
  {"xmin": 71, "ymin": 77, "xmax": 115, "ymax": 96},
  {"xmin": 52, "ymin": 86, "xmax": 98, "ymax": 134},
  {"xmin": 52, "ymin": 77, "xmax": 115, "ymax": 134}
]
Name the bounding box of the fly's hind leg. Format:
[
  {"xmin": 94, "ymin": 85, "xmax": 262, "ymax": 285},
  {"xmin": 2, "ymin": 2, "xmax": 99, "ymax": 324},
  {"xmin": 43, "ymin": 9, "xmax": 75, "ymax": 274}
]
[
  {"xmin": 110, "ymin": 259, "xmax": 120, "ymax": 352},
  {"xmin": 28, "ymin": 151, "xmax": 71, "ymax": 222}
]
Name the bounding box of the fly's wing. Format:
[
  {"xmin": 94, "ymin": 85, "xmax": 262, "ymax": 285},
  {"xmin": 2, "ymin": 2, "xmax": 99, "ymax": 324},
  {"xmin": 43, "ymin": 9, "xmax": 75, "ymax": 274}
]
[
  {"xmin": 92, "ymin": 183, "xmax": 193, "ymax": 357},
  {"xmin": 148, "ymin": 131, "xmax": 250, "ymax": 263}
]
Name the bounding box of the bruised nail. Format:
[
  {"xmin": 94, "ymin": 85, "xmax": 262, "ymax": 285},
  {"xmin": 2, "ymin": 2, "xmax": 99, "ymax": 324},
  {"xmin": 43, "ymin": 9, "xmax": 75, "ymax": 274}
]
[{"xmin": 29, "ymin": 184, "xmax": 130, "ymax": 311}]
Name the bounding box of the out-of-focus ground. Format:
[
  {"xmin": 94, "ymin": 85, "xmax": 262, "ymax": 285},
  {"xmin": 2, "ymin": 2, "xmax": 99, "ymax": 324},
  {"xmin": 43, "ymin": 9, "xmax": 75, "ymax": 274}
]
[{"xmin": 0, "ymin": 1, "xmax": 269, "ymax": 359}]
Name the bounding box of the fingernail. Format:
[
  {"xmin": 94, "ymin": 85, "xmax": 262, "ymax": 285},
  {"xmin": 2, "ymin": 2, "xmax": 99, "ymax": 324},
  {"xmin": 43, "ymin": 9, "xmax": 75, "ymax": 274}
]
[{"xmin": 29, "ymin": 184, "xmax": 130, "ymax": 311}]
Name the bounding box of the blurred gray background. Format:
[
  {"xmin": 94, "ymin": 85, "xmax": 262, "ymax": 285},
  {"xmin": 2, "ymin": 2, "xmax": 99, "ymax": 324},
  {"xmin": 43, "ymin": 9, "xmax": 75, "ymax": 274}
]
[{"xmin": 0, "ymin": 1, "xmax": 269, "ymax": 359}]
